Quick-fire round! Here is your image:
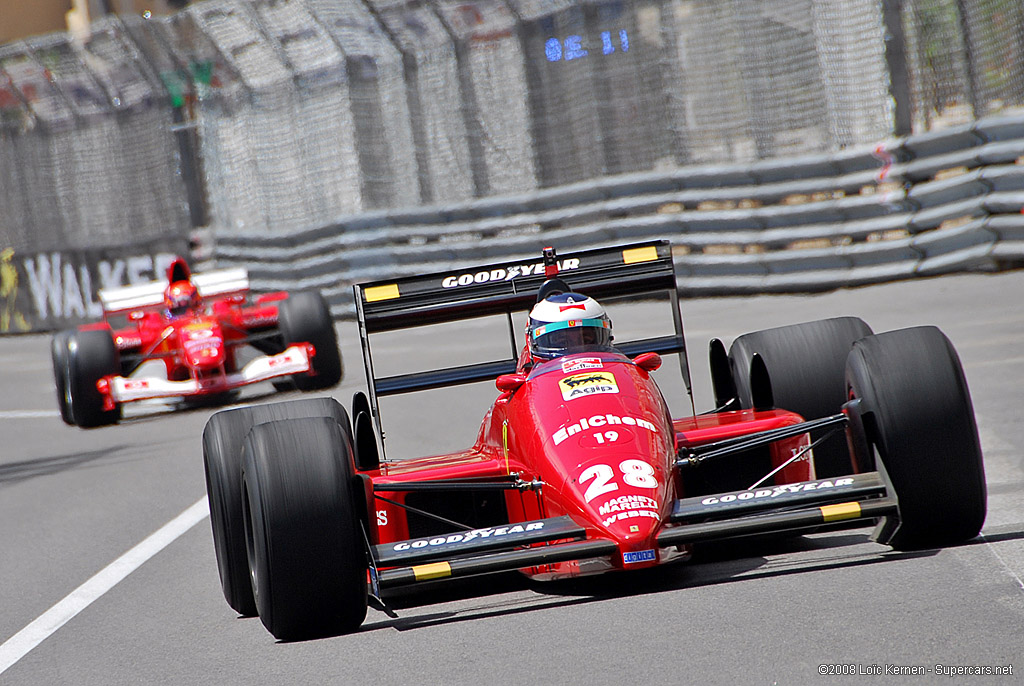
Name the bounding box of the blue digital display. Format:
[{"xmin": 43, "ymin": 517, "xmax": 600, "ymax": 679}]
[{"xmin": 545, "ymin": 29, "xmax": 629, "ymax": 62}]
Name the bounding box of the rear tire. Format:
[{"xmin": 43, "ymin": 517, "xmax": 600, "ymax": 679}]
[
  {"xmin": 242, "ymin": 416, "xmax": 367, "ymax": 640},
  {"xmin": 278, "ymin": 292, "xmax": 342, "ymax": 391},
  {"xmin": 51, "ymin": 330, "xmax": 74, "ymax": 425},
  {"xmin": 729, "ymin": 317, "xmax": 873, "ymax": 478},
  {"xmin": 202, "ymin": 397, "xmax": 352, "ymax": 617},
  {"xmin": 846, "ymin": 327, "xmax": 986, "ymax": 550},
  {"xmin": 67, "ymin": 330, "xmax": 121, "ymax": 428}
]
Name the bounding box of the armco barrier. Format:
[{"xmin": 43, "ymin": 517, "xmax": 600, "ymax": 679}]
[{"xmin": 210, "ymin": 115, "xmax": 1024, "ymax": 319}]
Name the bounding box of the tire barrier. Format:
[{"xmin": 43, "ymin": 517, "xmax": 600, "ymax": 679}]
[{"xmin": 210, "ymin": 115, "xmax": 1024, "ymax": 319}]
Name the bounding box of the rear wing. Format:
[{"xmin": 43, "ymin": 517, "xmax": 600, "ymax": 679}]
[
  {"xmin": 354, "ymin": 241, "xmax": 692, "ymax": 456},
  {"xmin": 98, "ymin": 268, "xmax": 250, "ymax": 316}
]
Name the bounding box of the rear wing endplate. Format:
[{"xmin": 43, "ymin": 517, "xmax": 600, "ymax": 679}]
[{"xmin": 354, "ymin": 241, "xmax": 692, "ymax": 459}]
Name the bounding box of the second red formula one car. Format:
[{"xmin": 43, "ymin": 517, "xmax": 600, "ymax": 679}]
[
  {"xmin": 202, "ymin": 241, "xmax": 986, "ymax": 640},
  {"xmin": 51, "ymin": 257, "xmax": 342, "ymax": 427}
]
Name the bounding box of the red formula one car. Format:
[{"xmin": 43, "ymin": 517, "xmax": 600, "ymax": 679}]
[
  {"xmin": 201, "ymin": 241, "xmax": 986, "ymax": 640},
  {"xmin": 51, "ymin": 257, "xmax": 342, "ymax": 427}
]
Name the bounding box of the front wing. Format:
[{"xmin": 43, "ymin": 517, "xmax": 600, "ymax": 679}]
[
  {"xmin": 367, "ymin": 470, "xmax": 898, "ymax": 592},
  {"xmin": 100, "ymin": 344, "xmax": 313, "ymax": 406}
]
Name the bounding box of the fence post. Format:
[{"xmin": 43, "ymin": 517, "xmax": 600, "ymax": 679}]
[
  {"xmin": 171, "ymin": 114, "xmax": 208, "ymax": 229},
  {"xmin": 882, "ymin": 0, "xmax": 913, "ymax": 136},
  {"xmin": 953, "ymin": 0, "xmax": 980, "ymax": 118}
]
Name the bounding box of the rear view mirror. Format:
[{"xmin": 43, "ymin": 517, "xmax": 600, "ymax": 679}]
[
  {"xmin": 633, "ymin": 352, "xmax": 662, "ymax": 372},
  {"xmin": 496, "ymin": 374, "xmax": 527, "ymax": 393}
]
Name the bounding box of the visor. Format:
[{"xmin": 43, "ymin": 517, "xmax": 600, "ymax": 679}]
[{"xmin": 530, "ymin": 318, "xmax": 612, "ymax": 358}]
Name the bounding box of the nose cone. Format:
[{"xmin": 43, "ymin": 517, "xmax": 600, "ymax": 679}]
[
  {"xmin": 181, "ymin": 323, "xmax": 225, "ymax": 369},
  {"xmin": 522, "ymin": 354, "xmax": 676, "ymax": 569},
  {"xmin": 585, "ymin": 483, "xmax": 665, "ymax": 568},
  {"xmin": 567, "ymin": 449, "xmax": 670, "ymax": 569},
  {"xmin": 597, "ymin": 493, "xmax": 662, "ymax": 540}
]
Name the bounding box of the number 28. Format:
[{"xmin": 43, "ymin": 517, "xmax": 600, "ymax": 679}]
[{"xmin": 578, "ymin": 459, "xmax": 658, "ymax": 502}]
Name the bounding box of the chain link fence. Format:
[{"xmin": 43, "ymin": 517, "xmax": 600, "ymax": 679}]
[
  {"xmin": 902, "ymin": 0, "xmax": 1024, "ymax": 129},
  {"xmin": 0, "ymin": 23, "xmax": 188, "ymax": 253},
  {"xmin": 1, "ymin": 0, "xmax": 1022, "ymax": 255}
]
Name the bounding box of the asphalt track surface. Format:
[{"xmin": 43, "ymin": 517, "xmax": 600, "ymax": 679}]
[{"xmin": 1, "ymin": 271, "xmax": 1022, "ymax": 685}]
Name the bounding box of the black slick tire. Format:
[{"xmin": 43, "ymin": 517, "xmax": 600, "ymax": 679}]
[
  {"xmin": 277, "ymin": 292, "xmax": 342, "ymax": 391},
  {"xmin": 241, "ymin": 416, "xmax": 367, "ymax": 640},
  {"xmin": 202, "ymin": 397, "xmax": 352, "ymax": 617},
  {"xmin": 66, "ymin": 329, "xmax": 121, "ymax": 428},
  {"xmin": 845, "ymin": 326, "xmax": 986, "ymax": 550},
  {"xmin": 729, "ymin": 317, "xmax": 873, "ymax": 478},
  {"xmin": 51, "ymin": 330, "xmax": 74, "ymax": 425}
]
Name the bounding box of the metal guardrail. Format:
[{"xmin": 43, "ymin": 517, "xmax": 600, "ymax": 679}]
[{"xmin": 210, "ymin": 114, "xmax": 1024, "ymax": 319}]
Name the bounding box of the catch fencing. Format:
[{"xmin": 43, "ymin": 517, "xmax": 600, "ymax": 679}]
[
  {"xmin": 0, "ymin": 21, "xmax": 189, "ymax": 254},
  {"xmin": 4, "ymin": 0, "xmax": 1024, "ymax": 245}
]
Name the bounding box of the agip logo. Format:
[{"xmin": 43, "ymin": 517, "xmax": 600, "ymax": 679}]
[{"xmin": 559, "ymin": 372, "xmax": 618, "ymax": 401}]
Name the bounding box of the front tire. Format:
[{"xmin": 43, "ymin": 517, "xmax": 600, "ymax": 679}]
[
  {"xmin": 846, "ymin": 327, "xmax": 986, "ymax": 550},
  {"xmin": 278, "ymin": 292, "xmax": 342, "ymax": 391},
  {"xmin": 729, "ymin": 317, "xmax": 873, "ymax": 478},
  {"xmin": 66, "ymin": 329, "xmax": 121, "ymax": 428},
  {"xmin": 202, "ymin": 397, "xmax": 352, "ymax": 617},
  {"xmin": 51, "ymin": 330, "xmax": 74, "ymax": 425},
  {"xmin": 242, "ymin": 416, "xmax": 367, "ymax": 640}
]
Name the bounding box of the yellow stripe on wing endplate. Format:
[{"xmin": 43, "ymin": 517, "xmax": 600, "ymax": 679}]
[
  {"xmin": 819, "ymin": 502, "xmax": 862, "ymax": 523},
  {"xmin": 622, "ymin": 246, "xmax": 659, "ymax": 264},
  {"xmin": 364, "ymin": 284, "xmax": 400, "ymax": 302},
  {"xmin": 412, "ymin": 561, "xmax": 452, "ymax": 581}
]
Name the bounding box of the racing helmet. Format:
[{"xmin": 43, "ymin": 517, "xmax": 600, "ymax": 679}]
[
  {"xmin": 528, "ymin": 292, "xmax": 613, "ymax": 360},
  {"xmin": 164, "ymin": 280, "xmax": 200, "ymax": 316}
]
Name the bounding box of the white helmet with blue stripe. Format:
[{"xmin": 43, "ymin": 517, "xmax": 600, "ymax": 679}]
[{"xmin": 528, "ymin": 292, "xmax": 613, "ymax": 360}]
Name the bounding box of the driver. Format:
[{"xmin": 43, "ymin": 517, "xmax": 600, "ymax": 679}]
[
  {"xmin": 527, "ymin": 291, "xmax": 614, "ymax": 361},
  {"xmin": 164, "ymin": 280, "xmax": 201, "ymax": 317}
]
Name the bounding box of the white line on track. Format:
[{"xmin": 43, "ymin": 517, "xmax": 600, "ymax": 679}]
[
  {"xmin": 0, "ymin": 411, "xmax": 59, "ymax": 419},
  {"xmin": 980, "ymin": 533, "xmax": 1024, "ymax": 592},
  {"xmin": 0, "ymin": 496, "xmax": 210, "ymax": 676}
]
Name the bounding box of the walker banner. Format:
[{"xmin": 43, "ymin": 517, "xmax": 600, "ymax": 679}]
[{"xmin": 0, "ymin": 240, "xmax": 191, "ymax": 334}]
